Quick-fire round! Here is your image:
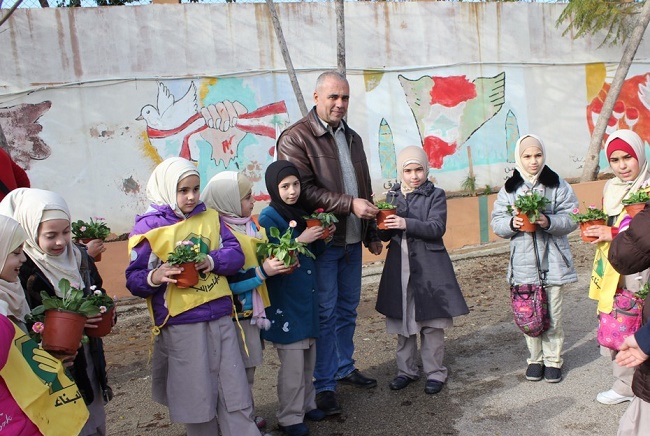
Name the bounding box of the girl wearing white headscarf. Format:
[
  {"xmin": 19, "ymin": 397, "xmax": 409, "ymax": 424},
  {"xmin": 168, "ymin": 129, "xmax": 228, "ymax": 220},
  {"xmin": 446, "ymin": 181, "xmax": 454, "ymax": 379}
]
[
  {"xmin": 376, "ymin": 146, "xmax": 469, "ymax": 395},
  {"xmin": 0, "ymin": 188, "xmax": 111, "ymax": 436},
  {"xmin": 585, "ymin": 129, "xmax": 650, "ymax": 406},
  {"xmin": 492, "ymin": 134, "xmax": 579, "ymax": 384},
  {"xmin": 201, "ymin": 171, "xmax": 290, "ymax": 429},
  {"xmin": 0, "ymin": 215, "xmax": 29, "ymax": 332},
  {"xmin": 125, "ymin": 158, "xmax": 259, "ymax": 436}
]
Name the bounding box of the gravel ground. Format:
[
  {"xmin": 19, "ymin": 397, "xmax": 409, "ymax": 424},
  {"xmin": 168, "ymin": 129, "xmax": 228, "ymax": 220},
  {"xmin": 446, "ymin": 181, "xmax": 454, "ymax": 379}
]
[{"xmin": 103, "ymin": 234, "xmax": 628, "ymax": 435}]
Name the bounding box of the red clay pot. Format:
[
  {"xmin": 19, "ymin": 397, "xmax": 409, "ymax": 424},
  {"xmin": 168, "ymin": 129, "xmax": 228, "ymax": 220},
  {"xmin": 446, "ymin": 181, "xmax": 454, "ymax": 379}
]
[
  {"xmin": 85, "ymin": 306, "xmax": 115, "ymax": 338},
  {"xmin": 579, "ymin": 219, "xmax": 605, "ymax": 243},
  {"xmin": 306, "ymin": 218, "xmax": 330, "ymax": 239},
  {"xmin": 174, "ymin": 262, "xmax": 199, "ymax": 288},
  {"xmin": 42, "ymin": 309, "xmax": 87, "ymax": 355},
  {"xmin": 517, "ymin": 212, "xmax": 537, "ymax": 233},
  {"xmin": 376, "ymin": 209, "xmax": 397, "ymax": 230},
  {"xmin": 624, "ymin": 203, "xmax": 646, "ymax": 218}
]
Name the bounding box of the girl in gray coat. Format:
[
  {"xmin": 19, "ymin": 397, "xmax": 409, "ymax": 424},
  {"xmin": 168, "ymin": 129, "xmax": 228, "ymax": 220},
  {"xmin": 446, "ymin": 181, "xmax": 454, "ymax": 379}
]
[
  {"xmin": 491, "ymin": 134, "xmax": 578, "ymax": 383},
  {"xmin": 376, "ymin": 146, "xmax": 469, "ymax": 395}
]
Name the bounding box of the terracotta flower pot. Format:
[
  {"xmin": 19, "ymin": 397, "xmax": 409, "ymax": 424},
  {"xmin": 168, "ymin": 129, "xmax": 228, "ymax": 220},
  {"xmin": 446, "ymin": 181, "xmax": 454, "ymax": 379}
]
[
  {"xmin": 517, "ymin": 212, "xmax": 537, "ymax": 233},
  {"xmin": 624, "ymin": 203, "xmax": 646, "ymax": 218},
  {"xmin": 306, "ymin": 218, "xmax": 330, "ymax": 239},
  {"xmin": 79, "ymin": 238, "xmax": 102, "ymax": 262},
  {"xmin": 42, "ymin": 309, "xmax": 87, "ymax": 355},
  {"xmin": 376, "ymin": 209, "xmax": 397, "ymax": 230},
  {"xmin": 174, "ymin": 262, "xmax": 199, "ymax": 288},
  {"xmin": 85, "ymin": 306, "xmax": 115, "ymax": 338},
  {"xmin": 579, "ymin": 219, "xmax": 605, "ymax": 243}
]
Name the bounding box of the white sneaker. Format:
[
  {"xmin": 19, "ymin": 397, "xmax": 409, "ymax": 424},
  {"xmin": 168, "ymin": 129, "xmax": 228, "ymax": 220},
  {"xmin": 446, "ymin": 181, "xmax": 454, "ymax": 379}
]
[{"xmin": 596, "ymin": 389, "xmax": 634, "ymax": 405}]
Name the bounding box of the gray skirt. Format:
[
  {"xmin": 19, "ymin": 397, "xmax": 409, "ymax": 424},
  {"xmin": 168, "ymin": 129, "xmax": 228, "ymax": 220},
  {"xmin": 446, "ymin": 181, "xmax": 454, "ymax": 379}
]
[
  {"xmin": 235, "ymin": 318, "xmax": 264, "ymax": 369},
  {"xmin": 151, "ymin": 317, "xmax": 252, "ymax": 423}
]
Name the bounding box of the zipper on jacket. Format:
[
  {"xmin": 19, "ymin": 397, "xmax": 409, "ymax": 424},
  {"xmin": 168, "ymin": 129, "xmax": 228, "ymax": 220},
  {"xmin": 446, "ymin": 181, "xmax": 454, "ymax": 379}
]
[{"xmin": 552, "ymin": 240, "xmax": 571, "ymax": 268}]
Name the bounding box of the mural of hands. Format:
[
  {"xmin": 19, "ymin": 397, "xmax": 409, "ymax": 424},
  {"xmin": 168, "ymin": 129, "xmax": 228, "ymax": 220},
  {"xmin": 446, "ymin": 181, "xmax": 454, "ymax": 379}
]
[{"xmin": 199, "ymin": 100, "xmax": 248, "ymax": 167}]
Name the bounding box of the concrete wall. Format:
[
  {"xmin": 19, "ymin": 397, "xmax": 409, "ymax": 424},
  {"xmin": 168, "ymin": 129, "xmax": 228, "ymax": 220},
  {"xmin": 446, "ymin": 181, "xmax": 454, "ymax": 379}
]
[{"xmin": 0, "ymin": 3, "xmax": 647, "ymax": 234}]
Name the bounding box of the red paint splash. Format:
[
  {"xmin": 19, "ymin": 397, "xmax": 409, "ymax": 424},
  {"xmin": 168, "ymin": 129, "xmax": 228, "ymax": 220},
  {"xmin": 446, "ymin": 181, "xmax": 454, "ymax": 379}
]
[
  {"xmin": 423, "ymin": 136, "xmax": 457, "ymax": 169},
  {"xmin": 222, "ymin": 136, "xmax": 234, "ymax": 153},
  {"xmin": 430, "ymin": 76, "xmax": 476, "ymax": 107}
]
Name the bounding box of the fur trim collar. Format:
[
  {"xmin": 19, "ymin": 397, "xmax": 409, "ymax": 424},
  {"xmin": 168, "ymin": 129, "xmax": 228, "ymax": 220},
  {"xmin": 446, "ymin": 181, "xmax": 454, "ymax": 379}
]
[{"xmin": 504, "ymin": 167, "xmax": 560, "ymax": 193}]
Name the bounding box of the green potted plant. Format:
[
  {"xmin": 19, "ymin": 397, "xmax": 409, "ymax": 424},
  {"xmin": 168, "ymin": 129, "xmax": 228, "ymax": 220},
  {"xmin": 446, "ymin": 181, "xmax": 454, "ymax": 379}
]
[
  {"xmin": 303, "ymin": 208, "xmax": 339, "ymax": 239},
  {"xmin": 256, "ymin": 220, "xmax": 315, "ymax": 272},
  {"xmin": 506, "ymin": 191, "xmax": 550, "ymax": 232},
  {"xmin": 622, "ymin": 189, "xmax": 650, "ymax": 218},
  {"xmin": 85, "ymin": 285, "xmax": 116, "ymax": 338},
  {"xmin": 28, "ymin": 278, "xmax": 100, "ymax": 354},
  {"xmin": 71, "ymin": 217, "xmax": 111, "ymax": 261},
  {"xmin": 166, "ymin": 240, "xmax": 208, "ymax": 288},
  {"xmin": 375, "ymin": 199, "xmax": 397, "ymax": 230},
  {"xmin": 570, "ymin": 204, "xmax": 608, "ymax": 242}
]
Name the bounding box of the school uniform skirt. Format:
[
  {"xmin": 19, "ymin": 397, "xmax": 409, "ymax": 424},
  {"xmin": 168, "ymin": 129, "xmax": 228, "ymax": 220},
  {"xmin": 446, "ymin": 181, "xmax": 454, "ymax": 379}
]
[{"xmin": 151, "ymin": 316, "xmax": 252, "ymax": 424}]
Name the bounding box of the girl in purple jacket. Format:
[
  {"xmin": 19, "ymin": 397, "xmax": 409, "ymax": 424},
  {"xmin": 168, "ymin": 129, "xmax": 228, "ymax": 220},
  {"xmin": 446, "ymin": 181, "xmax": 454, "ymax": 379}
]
[{"xmin": 125, "ymin": 157, "xmax": 260, "ymax": 436}]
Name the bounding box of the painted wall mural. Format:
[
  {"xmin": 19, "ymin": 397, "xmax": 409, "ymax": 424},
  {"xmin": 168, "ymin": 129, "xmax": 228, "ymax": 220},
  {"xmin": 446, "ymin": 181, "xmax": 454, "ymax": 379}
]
[
  {"xmin": 137, "ymin": 79, "xmax": 290, "ymax": 201},
  {"xmin": 586, "ymin": 63, "xmax": 650, "ymax": 169},
  {"xmin": 0, "ymin": 102, "xmax": 52, "ymax": 169}
]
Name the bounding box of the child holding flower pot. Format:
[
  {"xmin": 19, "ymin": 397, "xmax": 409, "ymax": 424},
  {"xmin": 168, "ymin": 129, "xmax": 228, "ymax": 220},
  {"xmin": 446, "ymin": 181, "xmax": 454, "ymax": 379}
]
[
  {"xmin": 258, "ymin": 160, "xmax": 331, "ymax": 436},
  {"xmin": 491, "ymin": 134, "xmax": 578, "ymax": 384},
  {"xmin": 0, "ymin": 188, "xmax": 112, "ymax": 436},
  {"xmin": 125, "ymin": 157, "xmax": 261, "ymax": 435},
  {"xmin": 375, "ymin": 146, "xmax": 469, "ymax": 395},
  {"xmin": 582, "ymin": 129, "xmax": 650, "ymax": 406},
  {"xmin": 201, "ymin": 170, "xmax": 292, "ymax": 430}
]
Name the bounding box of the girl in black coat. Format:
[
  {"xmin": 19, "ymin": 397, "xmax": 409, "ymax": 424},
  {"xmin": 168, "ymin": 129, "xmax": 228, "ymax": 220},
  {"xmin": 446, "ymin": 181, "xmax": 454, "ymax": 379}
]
[{"xmin": 375, "ymin": 146, "xmax": 469, "ymax": 395}]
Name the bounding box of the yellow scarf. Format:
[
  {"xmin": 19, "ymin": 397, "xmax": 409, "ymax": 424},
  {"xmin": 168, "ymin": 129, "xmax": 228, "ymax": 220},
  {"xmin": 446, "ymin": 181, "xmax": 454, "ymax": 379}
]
[
  {"xmin": 0, "ymin": 321, "xmax": 89, "ymax": 436},
  {"xmin": 128, "ymin": 209, "xmax": 232, "ymax": 332}
]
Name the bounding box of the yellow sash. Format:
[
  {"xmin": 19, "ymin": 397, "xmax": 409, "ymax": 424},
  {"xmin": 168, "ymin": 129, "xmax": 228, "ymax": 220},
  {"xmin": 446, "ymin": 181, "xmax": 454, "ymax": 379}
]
[
  {"xmin": 589, "ymin": 212, "xmax": 627, "ymax": 313},
  {"xmin": 228, "ymin": 227, "xmax": 270, "ymax": 308},
  {"xmin": 0, "ymin": 322, "xmax": 89, "ymax": 436},
  {"xmin": 128, "ymin": 210, "xmax": 232, "ymax": 330}
]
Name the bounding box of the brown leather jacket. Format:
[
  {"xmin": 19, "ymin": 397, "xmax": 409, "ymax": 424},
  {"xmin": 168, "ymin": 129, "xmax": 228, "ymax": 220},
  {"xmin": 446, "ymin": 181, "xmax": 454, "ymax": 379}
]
[
  {"xmin": 277, "ymin": 107, "xmax": 379, "ymax": 247},
  {"xmin": 609, "ymin": 202, "xmax": 650, "ymax": 402}
]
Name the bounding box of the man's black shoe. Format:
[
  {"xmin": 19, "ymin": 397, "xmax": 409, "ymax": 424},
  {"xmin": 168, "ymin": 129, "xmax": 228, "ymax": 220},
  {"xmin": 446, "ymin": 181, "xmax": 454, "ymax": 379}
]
[
  {"xmin": 389, "ymin": 375, "xmax": 413, "ymax": 391},
  {"xmin": 338, "ymin": 369, "xmax": 377, "ymax": 388},
  {"xmin": 315, "ymin": 390, "xmax": 342, "ymax": 416}
]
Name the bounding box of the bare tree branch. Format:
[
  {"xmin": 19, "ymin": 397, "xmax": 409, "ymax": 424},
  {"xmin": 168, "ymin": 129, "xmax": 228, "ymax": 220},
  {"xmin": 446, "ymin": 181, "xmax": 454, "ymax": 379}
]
[{"xmin": 0, "ymin": 0, "xmax": 24, "ymax": 28}]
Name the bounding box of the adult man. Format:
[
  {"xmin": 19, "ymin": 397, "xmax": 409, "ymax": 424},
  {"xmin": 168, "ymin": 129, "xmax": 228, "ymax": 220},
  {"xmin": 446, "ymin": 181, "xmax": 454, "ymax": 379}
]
[
  {"xmin": 277, "ymin": 71, "xmax": 382, "ymax": 415},
  {"xmin": 0, "ymin": 147, "xmax": 30, "ymax": 202}
]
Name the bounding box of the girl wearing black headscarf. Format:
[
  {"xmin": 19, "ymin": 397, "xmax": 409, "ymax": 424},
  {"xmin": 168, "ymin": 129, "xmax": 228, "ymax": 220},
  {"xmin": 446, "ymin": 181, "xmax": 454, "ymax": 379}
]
[{"xmin": 258, "ymin": 160, "xmax": 332, "ymax": 435}]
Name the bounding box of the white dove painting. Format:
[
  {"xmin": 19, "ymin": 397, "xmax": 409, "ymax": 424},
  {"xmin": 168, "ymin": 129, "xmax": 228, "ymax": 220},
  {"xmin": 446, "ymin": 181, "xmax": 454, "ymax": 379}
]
[
  {"xmin": 138, "ymin": 81, "xmax": 290, "ymax": 169},
  {"xmin": 399, "ymin": 72, "xmax": 505, "ymax": 169}
]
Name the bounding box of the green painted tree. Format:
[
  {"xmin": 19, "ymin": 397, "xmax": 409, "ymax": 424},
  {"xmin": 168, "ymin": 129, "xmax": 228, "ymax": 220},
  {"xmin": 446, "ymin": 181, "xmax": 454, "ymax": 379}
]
[{"xmin": 557, "ymin": 0, "xmax": 650, "ymax": 181}]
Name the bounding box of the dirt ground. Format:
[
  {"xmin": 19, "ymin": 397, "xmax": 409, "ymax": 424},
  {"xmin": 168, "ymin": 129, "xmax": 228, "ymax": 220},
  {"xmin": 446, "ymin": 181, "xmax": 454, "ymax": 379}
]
[{"xmin": 102, "ymin": 236, "xmax": 626, "ymax": 436}]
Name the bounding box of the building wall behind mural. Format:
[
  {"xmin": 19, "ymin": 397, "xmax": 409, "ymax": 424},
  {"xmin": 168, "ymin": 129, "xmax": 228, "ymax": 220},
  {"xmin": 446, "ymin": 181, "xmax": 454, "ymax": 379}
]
[{"xmin": 1, "ymin": 2, "xmax": 649, "ymax": 234}]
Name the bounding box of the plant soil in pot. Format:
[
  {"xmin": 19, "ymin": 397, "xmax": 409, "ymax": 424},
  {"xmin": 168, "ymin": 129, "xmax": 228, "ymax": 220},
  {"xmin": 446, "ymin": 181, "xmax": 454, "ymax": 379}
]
[
  {"xmin": 579, "ymin": 220, "xmax": 605, "ymax": 243},
  {"xmin": 79, "ymin": 238, "xmax": 102, "ymax": 262},
  {"xmin": 85, "ymin": 306, "xmax": 115, "ymax": 338},
  {"xmin": 174, "ymin": 263, "xmax": 199, "ymax": 288},
  {"xmin": 517, "ymin": 212, "xmax": 537, "ymax": 232},
  {"xmin": 376, "ymin": 209, "xmax": 397, "ymax": 230},
  {"xmin": 42, "ymin": 309, "xmax": 87, "ymax": 355},
  {"xmin": 624, "ymin": 203, "xmax": 646, "ymax": 218},
  {"xmin": 305, "ymin": 218, "xmax": 330, "ymax": 239}
]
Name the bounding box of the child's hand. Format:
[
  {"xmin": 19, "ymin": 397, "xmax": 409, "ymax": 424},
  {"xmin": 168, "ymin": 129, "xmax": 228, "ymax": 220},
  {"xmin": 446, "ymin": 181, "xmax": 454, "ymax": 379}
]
[
  {"xmin": 534, "ymin": 213, "xmax": 550, "ymax": 230},
  {"xmin": 151, "ymin": 264, "xmax": 183, "ymax": 285},
  {"xmin": 583, "ymin": 224, "xmax": 613, "ymax": 243},
  {"xmin": 383, "ymin": 214, "xmax": 405, "ymax": 230},
  {"xmin": 327, "ymin": 224, "xmax": 336, "ymax": 235},
  {"xmin": 263, "ymin": 257, "xmax": 293, "ymax": 277},
  {"xmin": 297, "ymin": 226, "xmax": 323, "ymax": 244},
  {"xmin": 84, "ymin": 239, "xmax": 106, "ymax": 259},
  {"xmin": 84, "ymin": 314, "xmax": 103, "ymax": 330},
  {"xmin": 195, "ymin": 258, "xmax": 212, "ymax": 274}
]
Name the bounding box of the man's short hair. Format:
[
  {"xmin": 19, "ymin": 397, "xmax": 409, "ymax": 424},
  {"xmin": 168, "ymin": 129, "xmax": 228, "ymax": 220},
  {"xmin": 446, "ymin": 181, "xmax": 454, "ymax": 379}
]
[{"xmin": 315, "ymin": 71, "xmax": 347, "ymax": 91}]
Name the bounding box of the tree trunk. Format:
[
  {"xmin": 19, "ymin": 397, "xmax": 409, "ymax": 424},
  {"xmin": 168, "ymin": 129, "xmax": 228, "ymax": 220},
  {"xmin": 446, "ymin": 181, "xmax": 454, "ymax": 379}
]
[
  {"xmin": 265, "ymin": 0, "xmax": 308, "ymax": 117},
  {"xmin": 336, "ymin": 0, "xmax": 346, "ymax": 76},
  {"xmin": 0, "ymin": 0, "xmax": 24, "ymax": 27},
  {"xmin": 38, "ymin": 0, "xmax": 49, "ymax": 8},
  {"xmin": 581, "ymin": 0, "xmax": 650, "ymax": 181}
]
